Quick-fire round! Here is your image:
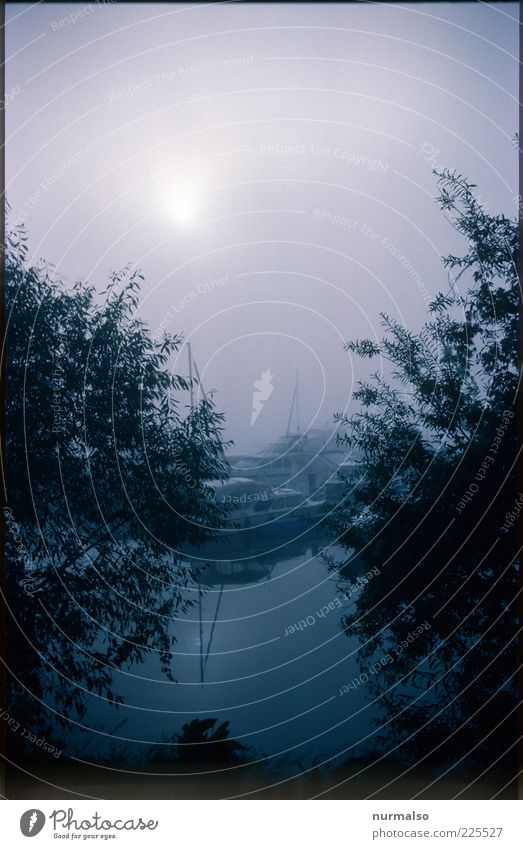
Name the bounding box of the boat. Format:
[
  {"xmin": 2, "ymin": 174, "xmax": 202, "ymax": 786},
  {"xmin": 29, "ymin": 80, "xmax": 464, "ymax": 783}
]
[
  {"xmin": 178, "ymin": 354, "xmax": 358, "ymax": 584},
  {"xmin": 227, "ymin": 371, "xmax": 361, "ymax": 497},
  {"xmin": 227, "ymin": 429, "xmax": 361, "ymax": 500}
]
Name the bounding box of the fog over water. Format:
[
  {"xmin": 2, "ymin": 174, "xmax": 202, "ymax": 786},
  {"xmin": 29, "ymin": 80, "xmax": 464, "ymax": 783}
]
[{"xmin": 6, "ymin": 2, "xmax": 518, "ymax": 454}]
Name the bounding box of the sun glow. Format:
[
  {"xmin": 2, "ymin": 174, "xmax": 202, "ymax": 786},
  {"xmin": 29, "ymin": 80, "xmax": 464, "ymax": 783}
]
[{"xmin": 164, "ymin": 186, "xmax": 201, "ymax": 225}]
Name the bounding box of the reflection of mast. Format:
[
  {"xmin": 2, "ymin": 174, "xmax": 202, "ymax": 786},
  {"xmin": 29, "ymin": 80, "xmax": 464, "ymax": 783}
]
[
  {"xmin": 198, "ymin": 586, "xmax": 204, "ymax": 685},
  {"xmin": 286, "ymin": 371, "xmax": 300, "ymax": 435},
  {"xmin": 204, "ymin": 584, "xmax": 224, "ymax": 668},
  {"xmin": 196, "ymin": 582, "xmax": 225, "ymax": 686}
]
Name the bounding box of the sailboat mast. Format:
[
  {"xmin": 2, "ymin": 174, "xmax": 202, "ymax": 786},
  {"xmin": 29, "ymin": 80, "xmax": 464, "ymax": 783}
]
[
  {"xmin": 286, "ymin": 371, "xmax": 300, "ymax": 435},
  {"xmin": 188, "ymin": 340, "xmax": 195, "ymax": 409},
  {"xmin": 192, "ymin": 357, "xmax": 207, "ymax": 402},
  {"xmin": 296, "ymin": 371, "xmax": 300, "ymax": 433}
]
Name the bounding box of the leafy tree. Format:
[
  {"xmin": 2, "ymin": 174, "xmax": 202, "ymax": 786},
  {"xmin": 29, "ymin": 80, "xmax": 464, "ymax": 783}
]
[
  {"xmin": 330, "ymin": 170, "xmax": 519, "ymax": 768},
  {"xmin": 3, "ymin": 226, "xmax": 229, "ymax": 745}
]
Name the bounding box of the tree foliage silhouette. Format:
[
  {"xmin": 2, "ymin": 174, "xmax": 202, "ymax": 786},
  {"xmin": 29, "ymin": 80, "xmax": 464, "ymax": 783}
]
[
  {"xmin": 330, "ymin": 170, "xmax": 519, "ymax": 767},
  {"xmin": 4, "ymin": 227, "xmax": 229, "ymax": 740}
]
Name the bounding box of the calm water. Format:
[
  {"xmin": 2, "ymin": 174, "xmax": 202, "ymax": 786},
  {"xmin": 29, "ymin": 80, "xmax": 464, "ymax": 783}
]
[{"xmin": 76, "ymin": 534, "xmax": 378, "ymax": 771}]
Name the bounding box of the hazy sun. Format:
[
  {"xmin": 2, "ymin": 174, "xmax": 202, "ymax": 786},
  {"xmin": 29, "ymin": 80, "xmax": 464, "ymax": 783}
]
[{"xmin": 165, "ymin": 187, "xmax": 200, "ymax": 225}]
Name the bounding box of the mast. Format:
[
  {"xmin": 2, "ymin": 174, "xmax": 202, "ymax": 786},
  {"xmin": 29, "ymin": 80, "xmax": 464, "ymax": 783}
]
[
  {"xmin": 286, "ymin": 371, "xmax": 300, "ymax": 435},
  {"xmin": 296, "ymin": 371, "xmax": 300, "ymax": 433},
  {"xmin": 188, "ymin": 340, "xmax": 195, "ymax": 408},
  {"xmin": 191, "ymin": 356, "xmax": 207, "ymax": 402}
]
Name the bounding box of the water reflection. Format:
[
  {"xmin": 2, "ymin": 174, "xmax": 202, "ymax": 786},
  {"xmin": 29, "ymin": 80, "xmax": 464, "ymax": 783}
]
[
  {"xmin": 94, "ymin": 531, "xmax": 376, "ymax": 771},
  {"xmin": 190, "ymin": 530, "xmax": 329, "ymax": 586}
]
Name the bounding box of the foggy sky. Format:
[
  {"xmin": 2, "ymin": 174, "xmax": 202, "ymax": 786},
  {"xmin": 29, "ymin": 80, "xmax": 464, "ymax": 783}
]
[{"xmin": 5, "ymin": 1, "xmax": 519, "ymax": 453}]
